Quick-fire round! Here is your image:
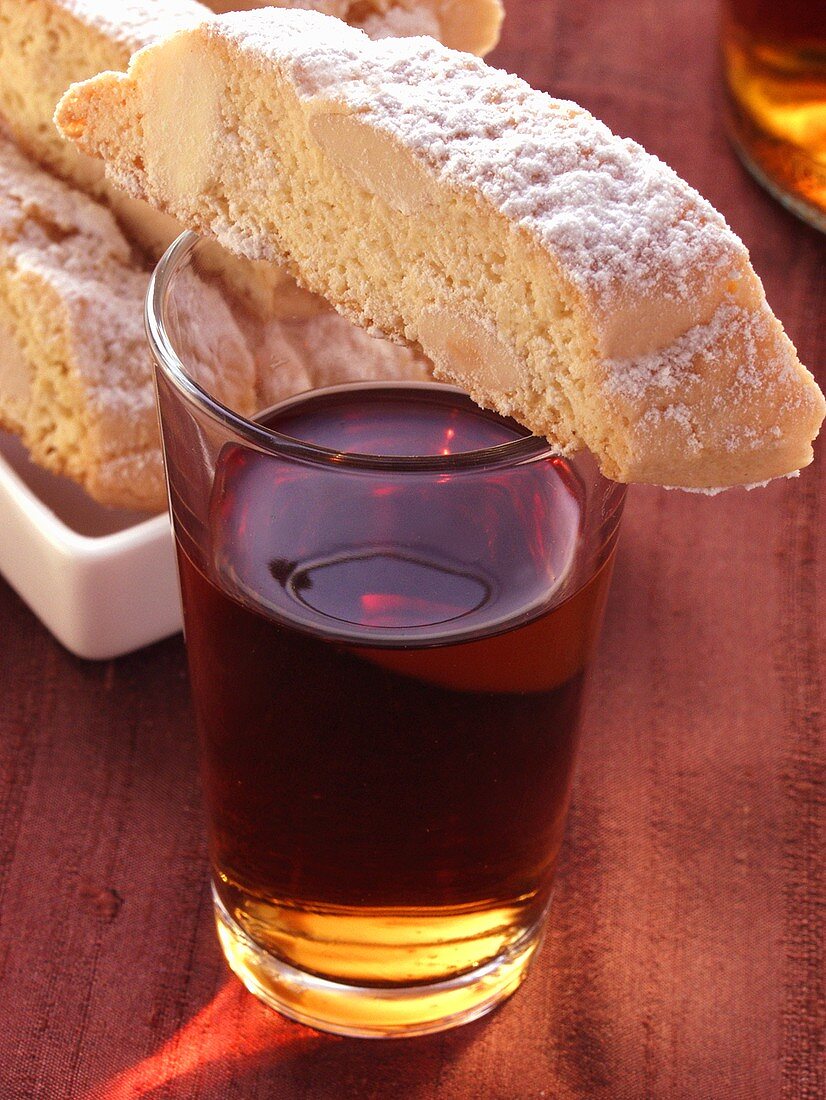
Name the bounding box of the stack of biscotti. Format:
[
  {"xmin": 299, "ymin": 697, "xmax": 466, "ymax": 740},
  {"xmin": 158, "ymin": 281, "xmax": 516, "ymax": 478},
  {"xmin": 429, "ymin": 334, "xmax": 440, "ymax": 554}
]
[
  {"xmin": 0, "ymin": 132, "xmax": 426, "ymax": 510},
  {"xmin": 56, "ymin": 9, "xmax": 824, "ymax": 489},
  {"xmin": 0, "ymin": 0, "xmax": 503, "ymax": 245},
  {"xmin": 0, "ymin": 0, "xmax": 295, "ymax": 310},
  {"xmin": 0, "ymin": 0, "xmax": 496, "ymax": 509},
  {"xmin": 0, "ymin": 0, "xmax": 502, "ymax": 313},
  {"xmin": 0, "ymin": 135, "xmax": 254, "ymax": 511}
]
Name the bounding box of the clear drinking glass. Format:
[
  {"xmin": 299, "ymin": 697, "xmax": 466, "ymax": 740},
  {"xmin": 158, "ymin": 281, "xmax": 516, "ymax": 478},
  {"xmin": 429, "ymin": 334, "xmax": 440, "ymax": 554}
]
[
  {"xmin": 146, "ymin": 232, "xmax": 626, "ymax": 1038},
  {"xmin": 721, "ymin": 0, "xmax": 826, "ymax": 231}
]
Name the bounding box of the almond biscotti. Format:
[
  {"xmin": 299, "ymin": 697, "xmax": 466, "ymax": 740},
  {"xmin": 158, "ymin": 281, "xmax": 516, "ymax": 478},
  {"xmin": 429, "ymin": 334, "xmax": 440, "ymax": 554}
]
[
  {"xmin": 0, "ymin": 0, "xmax": 301, "ymax": 317},
  {"xmin": 57, "ymin": 9, "xmax": 824, "ymax": 489},
  {"xmin": 202, "ymin": 0, "xmax": 504, "ymax": 56},
  {"xmin": 0, "ymin": 127, "xmax": 425, "ymax": 507},
  {"xmin": 248, "ymin": 307, "xmax": 431, "ymax": 410},
  {"xmin": 0, "ymin": 137, "xmax": 254, "ymax": 511},
  {"xmin": 0, "ymin": 0, "xmax": 502, "ymax": 316},
  {"xmin": 0, "ymin": 0, "xmax": 205, "ymax": 257}
]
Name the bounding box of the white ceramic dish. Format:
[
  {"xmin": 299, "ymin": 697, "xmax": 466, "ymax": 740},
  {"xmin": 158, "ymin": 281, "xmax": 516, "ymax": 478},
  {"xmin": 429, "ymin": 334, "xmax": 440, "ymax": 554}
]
[{"xmin": 0, "ymin": 431, "xmax": 182, "ymax": 660}]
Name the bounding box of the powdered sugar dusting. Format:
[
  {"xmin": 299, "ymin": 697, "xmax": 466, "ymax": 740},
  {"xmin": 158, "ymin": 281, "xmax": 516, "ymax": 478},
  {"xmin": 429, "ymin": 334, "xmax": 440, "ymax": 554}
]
[
  {"xmin": 0, "ymin": 137, "xmax": 153, "ymax": 400},
  {"xmin": 58, "ymin": 0, "xmax": 209, "ymax": 55},
  {"xmin": 0, "ymin": 135, "xmax": 132, "ymax": 268},
  {"xmin": 0, "ymin": 136, "xmax": 254, "ymax": 510},
  {"xmin": 603, "ymin": 298, "xmax": 804, "ymax": 455},
  {"xmin": 213, "ymin": 8, "xmax": 748, "ymax": 312},
  {"xmin": 604, "ymin": 302, "xmax": 778, "ymax": 403},
  {"xmin": 357, "ymin": 8, "xmax": 440, "ymax": 40},
  {"xmin": 662, "ymin": 470, "xmax": 801, "ymax": 495}
]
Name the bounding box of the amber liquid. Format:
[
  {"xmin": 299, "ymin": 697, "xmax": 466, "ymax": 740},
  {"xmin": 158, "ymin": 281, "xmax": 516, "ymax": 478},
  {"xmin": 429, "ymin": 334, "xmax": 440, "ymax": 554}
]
[
  {"xmin": 722, "ymin": 1, "xmax": 826, "ymax": 228},
  {"xmin": 175, "ymin": 385, "xmax": 619, "ymax": 1031}
]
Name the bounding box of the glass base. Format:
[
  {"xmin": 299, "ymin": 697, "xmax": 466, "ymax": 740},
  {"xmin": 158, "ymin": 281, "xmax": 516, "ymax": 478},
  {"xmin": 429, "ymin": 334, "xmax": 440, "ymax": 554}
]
[{"xmin": 213, "ymin": 885, "xmax": 544, "ymax": 1038}]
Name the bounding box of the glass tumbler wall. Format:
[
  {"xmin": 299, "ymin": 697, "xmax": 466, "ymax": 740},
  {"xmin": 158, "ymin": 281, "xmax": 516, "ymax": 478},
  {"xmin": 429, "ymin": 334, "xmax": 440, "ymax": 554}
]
[
  {"xmin": 722, "ymin": 0, "xmax": 826, "ymax": 230},
  {"xmin": 147, "ymin": 233, "xmax": 626, "ymax": 1038}
]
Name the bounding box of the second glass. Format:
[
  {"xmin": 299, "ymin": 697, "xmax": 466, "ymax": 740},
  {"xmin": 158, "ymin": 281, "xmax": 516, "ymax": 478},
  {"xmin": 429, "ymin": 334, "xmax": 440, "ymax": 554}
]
[
  {"xmin": 147, "ymin": 233, "xmax": 626, "ymax": 1038},
  {"xmin": 722, "ymin": 0, "xmax": 826, "ymax": 231}
]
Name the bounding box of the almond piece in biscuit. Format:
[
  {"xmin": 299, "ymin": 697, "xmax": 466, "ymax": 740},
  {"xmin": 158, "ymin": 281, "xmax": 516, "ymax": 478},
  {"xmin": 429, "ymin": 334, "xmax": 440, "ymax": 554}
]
[
  {"xmin": 56, "ymin": 10, "xmax": 824, "ymax": 489},
  {"xmin": 0, "ymin": 0, "xmax": 206, "ymax": 257}
]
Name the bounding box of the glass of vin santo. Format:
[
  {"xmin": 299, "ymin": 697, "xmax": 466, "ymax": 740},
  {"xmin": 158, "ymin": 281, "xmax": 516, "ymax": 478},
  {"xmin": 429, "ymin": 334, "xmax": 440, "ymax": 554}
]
[{"xmin": 147, "ymin": 232, "xmax": 626, "ymax": 1038}]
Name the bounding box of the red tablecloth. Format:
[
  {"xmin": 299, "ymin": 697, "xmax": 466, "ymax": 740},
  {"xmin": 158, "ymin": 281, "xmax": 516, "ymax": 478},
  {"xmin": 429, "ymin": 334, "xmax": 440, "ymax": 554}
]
[{"xmin": 1, "ymin": 1, "xmax": 824, "ymax": 1096}]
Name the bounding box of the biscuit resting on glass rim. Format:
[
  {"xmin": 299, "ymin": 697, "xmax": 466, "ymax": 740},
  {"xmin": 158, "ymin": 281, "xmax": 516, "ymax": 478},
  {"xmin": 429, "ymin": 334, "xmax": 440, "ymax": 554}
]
[{"xmin": 56, "ymin": 9, "xmax": 825, "ymax": 489}]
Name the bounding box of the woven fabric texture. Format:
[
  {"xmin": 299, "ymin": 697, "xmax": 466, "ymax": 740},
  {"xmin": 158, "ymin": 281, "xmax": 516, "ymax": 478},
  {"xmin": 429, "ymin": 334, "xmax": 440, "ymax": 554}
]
[{"xmin": 0, "ymin": 0, "xmax": 824, "ymax": 1096}]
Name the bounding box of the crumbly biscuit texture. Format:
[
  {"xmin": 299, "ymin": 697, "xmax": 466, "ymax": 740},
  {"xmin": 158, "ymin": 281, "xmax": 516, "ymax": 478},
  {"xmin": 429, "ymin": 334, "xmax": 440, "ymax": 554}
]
[
  {"xmin": 53, "ymin": 0, "xmax": 208, "ymax": 52},
  {"xmin": 0, "ymin": 0, "xmax": 206, "ymax": 251},
  {"xmin": 0, "ymin": 137, "xmax": 254, "ymax": 511},
  {"xmin": 56, "ymin": 9, "xmax": 824, "ymax": 488}
]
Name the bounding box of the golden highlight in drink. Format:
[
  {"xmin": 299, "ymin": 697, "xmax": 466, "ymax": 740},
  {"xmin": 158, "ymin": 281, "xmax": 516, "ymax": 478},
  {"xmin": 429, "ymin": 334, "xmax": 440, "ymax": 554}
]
[{"xmin": 722, "ymin": 0, "xmax": 826, "ymax": 230}]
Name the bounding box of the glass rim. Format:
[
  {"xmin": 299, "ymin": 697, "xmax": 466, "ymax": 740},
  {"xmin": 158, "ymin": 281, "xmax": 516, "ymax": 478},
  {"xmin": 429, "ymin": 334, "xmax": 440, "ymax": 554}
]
[{"xmin": 146, "ymin": 231, "xmax": 610, "ymax": 478}]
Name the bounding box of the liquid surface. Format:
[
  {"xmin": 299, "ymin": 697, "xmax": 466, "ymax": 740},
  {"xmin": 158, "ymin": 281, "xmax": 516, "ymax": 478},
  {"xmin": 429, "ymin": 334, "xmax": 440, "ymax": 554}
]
[
  {"xmin": 207, "ymin": 386, "xmax": 582, "ymax": 645},
  {"xmin": 268, "ymin": 382, "xmax": 527, "ymax": 455}
]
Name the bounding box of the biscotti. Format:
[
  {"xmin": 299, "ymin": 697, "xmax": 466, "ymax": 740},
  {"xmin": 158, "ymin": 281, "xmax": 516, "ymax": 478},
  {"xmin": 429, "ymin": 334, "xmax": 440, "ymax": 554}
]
[
  {"xmin": 0, "ymin": 0, "xmax": 502, "ymax": 206},
  {"xmin": 0, "ymin": 137, "xmax": 255, "ymax": 511},
  {"xmin": 57, "ymin": 9, "xmax": 825, "ymax": 489},
  {"xmin": 248, "ymin": 307, "xmax": 431, "ymax": 410},
  {"xmin": 0, "ymin": 0, "xmax": 205, "ymax": 257},
  {"xmin": 0, "ymin": 0, "xmax": 502, "ymax": 316},
  {"xmin": 0, "ymin": 0, "xmax": 304, "ymax": 317},
  {"xmin": 0, "ymin": 131, "xmax": 427, "ymax": 507},
  {"xmin": 201, "ymin": 0, "xmax": 504, "ymax": 56}
]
